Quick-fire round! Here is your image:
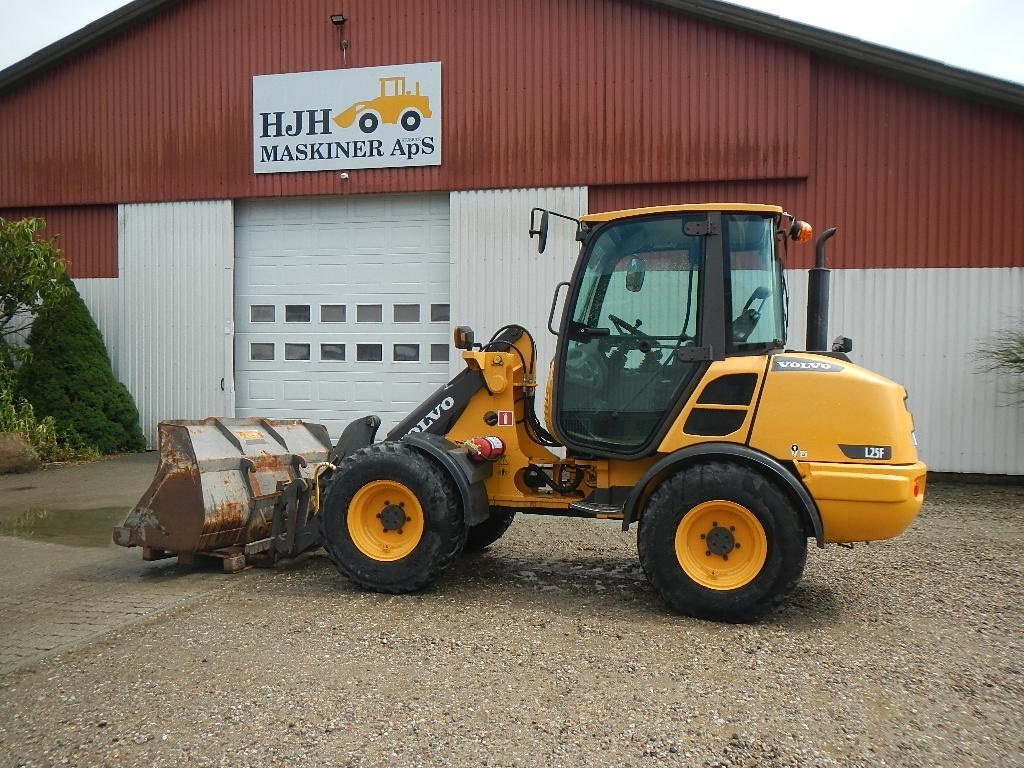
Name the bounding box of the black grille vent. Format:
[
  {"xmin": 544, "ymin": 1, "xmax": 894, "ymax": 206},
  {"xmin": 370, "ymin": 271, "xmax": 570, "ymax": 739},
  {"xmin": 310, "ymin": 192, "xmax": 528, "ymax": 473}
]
[
  {"xmin": 683, "ymin": 408, "xmax": 747, "ymax": 436},
  {"xmin": 696, "ymin": 373, "xmax": 758, "ymax": 406}
]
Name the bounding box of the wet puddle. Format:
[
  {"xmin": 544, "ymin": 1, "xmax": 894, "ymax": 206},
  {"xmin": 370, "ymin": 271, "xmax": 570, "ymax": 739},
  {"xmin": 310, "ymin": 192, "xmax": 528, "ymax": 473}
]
[{"xmin": 0, "ymin": 507, "xmax": 128, "ymax": 548}]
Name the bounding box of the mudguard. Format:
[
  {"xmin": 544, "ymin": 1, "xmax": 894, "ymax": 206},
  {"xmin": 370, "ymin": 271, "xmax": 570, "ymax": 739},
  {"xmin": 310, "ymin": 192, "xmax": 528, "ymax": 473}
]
[
  {"xmin": 401, "ymin": 432, "xmax": 493, "ymax": 527},
  {"xmin": 621, "ymin": 442, "xmax": 825, "ymax": 547}
]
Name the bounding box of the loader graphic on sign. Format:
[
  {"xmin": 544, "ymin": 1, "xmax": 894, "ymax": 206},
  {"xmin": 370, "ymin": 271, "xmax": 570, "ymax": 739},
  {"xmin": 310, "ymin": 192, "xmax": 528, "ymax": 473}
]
[{"xmin": 333, "ymin": 76, "xmax": 432, "ymax": 134}]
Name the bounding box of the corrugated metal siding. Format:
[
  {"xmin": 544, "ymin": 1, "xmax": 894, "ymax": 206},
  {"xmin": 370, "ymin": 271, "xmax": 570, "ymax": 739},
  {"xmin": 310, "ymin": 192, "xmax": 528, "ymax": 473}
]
[
  {"xmin": 591, "ymin": 61, "xmax": 1024, "ymax": 269},
  {"xmin": 825, "ymin": 268, "xmax": 1024, "ymax": 474},
  {"xmin": 0, "ymin": 0, "xmax": 807, "ymax": 206},
  {"xmin": 74, "ymin": 278, "xmax": 123, "ymax": 374},
  {"xmin": 117, "ymin": 200, "xmax": 235, "ymax": 447},
  {"xmin": 0, "ymin": 206, "xmax": 117, "ymax": 277},
  {"xmin": 450, "ymin": 187, "xmax": 588, "ymax": 405},
  {"xmin": 804, "ymin": 61, "xmax": 1024, "ymax": 269}
]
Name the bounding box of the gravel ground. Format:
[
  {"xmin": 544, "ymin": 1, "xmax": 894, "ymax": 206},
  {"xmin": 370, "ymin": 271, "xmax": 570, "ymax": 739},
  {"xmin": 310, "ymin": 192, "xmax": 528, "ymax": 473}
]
[{"xmin": 0, "ymin": 480, "xmax": 1021, "ymax": 768}]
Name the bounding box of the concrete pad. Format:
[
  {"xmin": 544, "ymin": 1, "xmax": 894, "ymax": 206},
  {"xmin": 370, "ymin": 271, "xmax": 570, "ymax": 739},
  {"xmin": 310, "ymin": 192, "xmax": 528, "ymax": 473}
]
[{"xmin": 0, "ymin": 451, "xmax": 159, "ymax": 522}]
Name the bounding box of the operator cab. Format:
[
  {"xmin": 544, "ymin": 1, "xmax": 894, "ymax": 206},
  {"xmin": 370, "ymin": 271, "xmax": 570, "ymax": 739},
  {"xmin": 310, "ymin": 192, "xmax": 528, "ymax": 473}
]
[{"xmin": 549, "ymin": 205, "xmax": 791, "ymax": 458}]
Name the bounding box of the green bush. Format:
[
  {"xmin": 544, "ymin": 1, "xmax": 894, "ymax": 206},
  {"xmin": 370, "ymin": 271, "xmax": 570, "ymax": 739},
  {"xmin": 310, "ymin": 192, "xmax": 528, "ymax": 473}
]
[
  {"xmin": 0, "ymin": 358, "xmax": 98, "ymax": 462},
  {"xmin": 977, "ymin": 323, "xmax": 1024, "ymax": 403},
  {"xmin": 17, "ymin": 276, "xmax": 145, "ymax": 455}
]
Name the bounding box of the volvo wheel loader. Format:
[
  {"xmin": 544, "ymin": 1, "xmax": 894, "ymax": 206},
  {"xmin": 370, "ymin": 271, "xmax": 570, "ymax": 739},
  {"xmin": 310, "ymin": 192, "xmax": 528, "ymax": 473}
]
[{"xmin": 115, "ymin": 203, "xmax": 926, "ymax": 623}]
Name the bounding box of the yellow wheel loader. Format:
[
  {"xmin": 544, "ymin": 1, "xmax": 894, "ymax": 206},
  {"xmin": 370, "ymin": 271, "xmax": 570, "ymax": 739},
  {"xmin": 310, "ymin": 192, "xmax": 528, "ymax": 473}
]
[
  {"xmin": 332, "ymin": 76, "xmax": 432, "ymax": 134},
  {"xmin": 115, "ymin": 204, "xmax": 926, "ymax": 623}
]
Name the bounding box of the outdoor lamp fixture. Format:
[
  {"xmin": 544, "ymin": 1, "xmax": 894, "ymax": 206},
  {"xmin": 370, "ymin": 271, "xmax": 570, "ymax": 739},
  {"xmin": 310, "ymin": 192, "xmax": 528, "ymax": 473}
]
[{"xmin": 330, "ymin": 13, "xmax": 350, "ymax": 63}]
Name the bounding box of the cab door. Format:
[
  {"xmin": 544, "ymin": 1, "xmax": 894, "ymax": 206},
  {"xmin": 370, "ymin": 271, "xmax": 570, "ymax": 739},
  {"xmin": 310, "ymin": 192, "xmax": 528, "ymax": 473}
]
[{"xmin": 552, "ymin": 213, "xmax": 711, "ymax": 456}]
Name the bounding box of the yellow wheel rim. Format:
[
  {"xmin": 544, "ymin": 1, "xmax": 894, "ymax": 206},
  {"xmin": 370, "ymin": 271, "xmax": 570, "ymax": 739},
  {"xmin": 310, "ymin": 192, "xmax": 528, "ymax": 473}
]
[
  {"xmin": 674, "ymin": 500, "xmax": 768, "ymax": 590},
  {"xmin": 347, "ymin": 480, "xmax": 425, "ymax": 562}
]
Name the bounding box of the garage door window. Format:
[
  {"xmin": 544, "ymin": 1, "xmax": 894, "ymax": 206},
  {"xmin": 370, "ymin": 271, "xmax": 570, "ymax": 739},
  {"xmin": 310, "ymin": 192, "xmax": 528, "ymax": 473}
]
[
  {"xmin": 321, "ymin": 343, "xmax": 346, "ymax": 361},
  {"xmin": 394, "ymin": 344, "xmax": 420, "ymax": 362},
  {"xmin": 394, "ymin": 304, "xmax": 420, "ymax": 323},
  {"xmin": 285, "ymin": 305, "xmax": 311, "ymax": 323},
  {"xmin": 250, "ymin": 305, "xmax": 275, "ymax": 323},
  {"xmin": 430, "ymin": 303, "xmax": 450, "ymax": 322},
  {"xmin": 321, "ymin": 305, "xmax": 346, "ymax": 323},
  {"xmin": 285, "ymin": 343, "xmax": 311, "ymax": 360},
  {"xmin": 357, "ymin": 304, "xmax": 383, "ymax": 323},
  {"xmin": 250, "ymin": 342, "xmax": 275, "ymax": 361},
  {"xmin": 430, "ymin": 344, "xmax": 449, "ymax": 363},
  {"xmin": 357, "ymin": 343, "xmax": 383, "ymax": 361}
]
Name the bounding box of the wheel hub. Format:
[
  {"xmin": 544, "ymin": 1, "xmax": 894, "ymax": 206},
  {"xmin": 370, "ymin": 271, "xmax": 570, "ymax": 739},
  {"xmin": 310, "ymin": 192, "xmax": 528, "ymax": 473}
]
[
  {"xmin": 704, "ymin": 525, "xmax": 735, "ymax": 557},
  {"xmin": 378, "ymin": 504, "xmax": 407, "ymax": 532},
  {"xmin": 347, "ymin": 480, "xmax": 425, "ymax": 562},
  {"xmin": 675, "ymin": 500, "xmax": 767, "ymax": 591}
]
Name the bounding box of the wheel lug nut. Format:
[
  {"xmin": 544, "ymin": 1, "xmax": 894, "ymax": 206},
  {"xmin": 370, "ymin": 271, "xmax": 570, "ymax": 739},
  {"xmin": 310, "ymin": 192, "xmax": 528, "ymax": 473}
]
[
  {"xmin": 700, "ymin": 533, "xmax": 706, "ymax": 540},
  {"xmin": 712, "ymin": 521, "xmax": 718, "ymax": 527},
  {"xmin": 730, "ymin": 526, "xmax": 735, "ymax": 531},
  {"xmin": 397, "ymin": 529, "xmax": 404, "ymax": 535},
  {"xmin": 735, "ymin": 542, "xmax": 741, "ymax": 549},
  {"xmin": 705, "ymin": 550, "xmax": 711, "ymax": 557},
  {"xmin": 723, "ymin": 554, "xmax": 729, "ymax": 561}
]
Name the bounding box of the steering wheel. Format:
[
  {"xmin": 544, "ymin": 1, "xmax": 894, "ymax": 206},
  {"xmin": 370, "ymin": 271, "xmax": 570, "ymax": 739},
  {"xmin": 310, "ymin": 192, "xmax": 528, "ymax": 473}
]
[
  {"xmin": 608, "ymin": 313, "xmax": 666, "ymax": 356},
  {"xmin": 732, "ymin": 286, "xmax": 770, "ymax": 342}
]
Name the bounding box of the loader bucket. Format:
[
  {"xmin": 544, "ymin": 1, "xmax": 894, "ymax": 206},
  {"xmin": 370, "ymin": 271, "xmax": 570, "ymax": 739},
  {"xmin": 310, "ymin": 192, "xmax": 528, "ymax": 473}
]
[{"xmin": 114, "ymin": 418, "xmax": 332, "ymax": 564}]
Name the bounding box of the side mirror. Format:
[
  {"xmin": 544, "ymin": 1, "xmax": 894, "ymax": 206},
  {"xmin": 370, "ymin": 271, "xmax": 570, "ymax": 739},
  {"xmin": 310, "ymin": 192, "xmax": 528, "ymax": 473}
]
[
  {"xmin": 529, "ymin": 208, "xmax": 549, "ymax": 254},
  {"xmin": 625, "ymin": 256, "xmax": 646, "ymax": 292},
  {"xmin": 832, "ymin": 335, "xmax": 853, "ymax": 353}
]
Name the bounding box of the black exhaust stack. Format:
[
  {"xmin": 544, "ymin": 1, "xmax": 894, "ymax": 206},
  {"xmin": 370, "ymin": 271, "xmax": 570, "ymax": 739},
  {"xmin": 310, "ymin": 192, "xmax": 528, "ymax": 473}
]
[{"xmin": 806, "ymin": 227, "xmax": 837, "ymax": 351}]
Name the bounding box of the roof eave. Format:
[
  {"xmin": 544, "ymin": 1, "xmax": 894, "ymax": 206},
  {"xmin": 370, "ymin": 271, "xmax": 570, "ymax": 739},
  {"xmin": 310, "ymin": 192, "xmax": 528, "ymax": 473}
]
[
  {"xmin": 639, "ymin": 0, "xmax": 1024, "ymax": 114},
  {"xmin": 0, "ymin": 0, "xmax": 182, "ymax": 96}
]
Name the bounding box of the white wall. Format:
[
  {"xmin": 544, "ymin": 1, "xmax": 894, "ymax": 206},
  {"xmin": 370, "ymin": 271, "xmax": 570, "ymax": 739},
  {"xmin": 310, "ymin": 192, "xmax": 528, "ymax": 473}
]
[
  {"xmin": 785, "ymin": 267, "xmax": 1024, "ymax": 474},
  {"xmin": 449, "ymin": 187, "xmax": 588, "ymax": 413},
  {"xmin": 77, "ymin": 201, "xmax": 235, "ymax": 448}
]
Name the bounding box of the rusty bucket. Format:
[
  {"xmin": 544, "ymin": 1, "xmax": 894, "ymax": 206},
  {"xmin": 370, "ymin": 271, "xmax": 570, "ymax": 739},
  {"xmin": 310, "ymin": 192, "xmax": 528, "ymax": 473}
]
[{"xmin": 114, "ymin": 417, "xmax": 332, "ymax": 569}]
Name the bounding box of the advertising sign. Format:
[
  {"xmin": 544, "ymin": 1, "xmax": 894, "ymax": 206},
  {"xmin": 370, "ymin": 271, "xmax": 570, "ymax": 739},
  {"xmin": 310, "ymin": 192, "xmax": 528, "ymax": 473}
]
[{"xmin": 252, "ymin": 62, "xmax": 441, "ymax": 174}]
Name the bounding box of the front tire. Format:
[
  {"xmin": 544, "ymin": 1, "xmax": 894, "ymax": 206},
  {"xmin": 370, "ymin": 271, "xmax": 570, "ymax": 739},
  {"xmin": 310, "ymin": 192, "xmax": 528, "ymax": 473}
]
[
  {"xmin": 358, "ymin": 112, "xmax": 379, "ymax": 133},
  {"xmin": 637, "ymin": 461, "xmax": 807, "ymax": 622},
  {"xmin": 320, "ymin": 443, "xmax": 465, "ymax": 593}
]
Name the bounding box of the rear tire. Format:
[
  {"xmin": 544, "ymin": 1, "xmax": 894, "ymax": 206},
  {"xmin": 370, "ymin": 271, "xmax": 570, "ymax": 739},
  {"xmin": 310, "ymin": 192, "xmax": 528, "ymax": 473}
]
[
  {"xmin": 399, "ymin": 109, "xmax": 422, "ymax": 131},
  {"xmin": 463, "ymin": 506, "xmax": 516, "ymax": 553},
  {"xmin": 637, "ymin": 461, "xmax": 807, "ymax": 623},
  {"xmin": 320, "ymin": 443, "xmax": 465, "ymax": 593}
]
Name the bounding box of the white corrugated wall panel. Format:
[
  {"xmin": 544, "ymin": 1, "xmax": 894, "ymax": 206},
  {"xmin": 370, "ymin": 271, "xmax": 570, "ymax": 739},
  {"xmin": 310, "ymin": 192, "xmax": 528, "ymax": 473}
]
[
  {"xmin": 786, "ymin": 267, "xmax": 1023, "ymax": 474},
  {"xmin": 74, "ymin": 279, "xmax": 122, "ymax": 376},
  {"xmin": 118, "ymin": 201, "xmax": 235, "ymax": 447},
  {"xmin": 450, "ymin": 187, "xmax": 588, "ymax": 409}
]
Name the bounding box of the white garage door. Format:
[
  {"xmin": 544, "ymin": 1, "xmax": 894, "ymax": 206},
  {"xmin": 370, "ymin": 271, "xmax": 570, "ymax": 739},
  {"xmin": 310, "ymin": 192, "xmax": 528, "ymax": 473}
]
[{"xmin": 234, "ymin": 194, "xmax": 451, "ymax": 439}]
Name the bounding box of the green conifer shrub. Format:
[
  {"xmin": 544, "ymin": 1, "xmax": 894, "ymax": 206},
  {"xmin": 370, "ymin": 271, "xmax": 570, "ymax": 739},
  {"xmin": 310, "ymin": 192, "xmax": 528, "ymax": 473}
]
[{"xmin": 17, "ymin": 277, "xmax": 145, "ymax": 454}]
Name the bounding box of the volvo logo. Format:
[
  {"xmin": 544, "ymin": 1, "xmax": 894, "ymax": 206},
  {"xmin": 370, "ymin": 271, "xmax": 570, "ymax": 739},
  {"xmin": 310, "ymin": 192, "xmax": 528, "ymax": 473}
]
[
  {"xmin": 771, "ymin": 357, "xmax": 844, "ymax": 373},
  {"xmin": 403, "ymin": 396, "xmax": 456, "ymax": 436}
]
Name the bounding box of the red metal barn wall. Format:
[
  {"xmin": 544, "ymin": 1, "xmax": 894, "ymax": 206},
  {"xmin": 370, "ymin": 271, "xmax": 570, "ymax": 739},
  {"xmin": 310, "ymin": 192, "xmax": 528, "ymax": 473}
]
[{"xmin": 0, "ymin": 0, "xmax": 1021, "ymax": 471}]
